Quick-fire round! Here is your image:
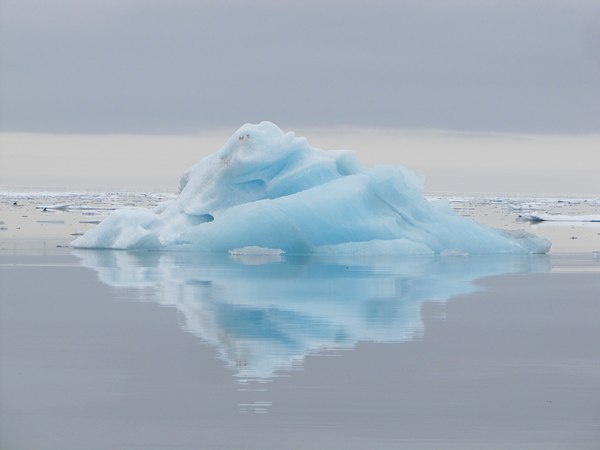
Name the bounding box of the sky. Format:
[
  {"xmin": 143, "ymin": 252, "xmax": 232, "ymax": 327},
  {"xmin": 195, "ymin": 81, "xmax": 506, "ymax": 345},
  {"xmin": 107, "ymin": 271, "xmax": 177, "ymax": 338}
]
[
  {"xmin": 1, "ymin": 0, "xmax": 599, "ymax": 134},
  {"xmin": 0, "ymin": 0, "xmax": 599, "ymax": 194}
]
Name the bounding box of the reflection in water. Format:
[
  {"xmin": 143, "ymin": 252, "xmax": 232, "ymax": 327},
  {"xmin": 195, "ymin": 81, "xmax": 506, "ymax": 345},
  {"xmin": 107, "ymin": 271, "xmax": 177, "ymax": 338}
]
[{"xmin": 74, "ymin": 251, "xmax": 549, "ymax": 380}]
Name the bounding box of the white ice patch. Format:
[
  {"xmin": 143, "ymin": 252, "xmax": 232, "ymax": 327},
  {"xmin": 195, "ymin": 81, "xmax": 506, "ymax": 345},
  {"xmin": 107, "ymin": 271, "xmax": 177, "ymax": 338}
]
[
  {"xmin": 229, "ymin": 246, "xmax": 285, "ymax": 255},
  {"xmin": 72, "ymin": 122, "xmax": 551, "ymax": 254},
  {"xmin": 228, "ymin": 246, "xmax": 285, "ymax": 265},
  {"xmin": 520, "ymin": 213, "xmax": 600, "ymax": 223}
]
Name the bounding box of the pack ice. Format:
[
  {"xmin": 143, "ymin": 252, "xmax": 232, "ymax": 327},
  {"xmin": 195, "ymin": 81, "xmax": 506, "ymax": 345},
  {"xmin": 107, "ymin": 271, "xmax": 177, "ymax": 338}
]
[{"xmin": 72, "ymin": 122, "xmax": 551, "ymax": 254}]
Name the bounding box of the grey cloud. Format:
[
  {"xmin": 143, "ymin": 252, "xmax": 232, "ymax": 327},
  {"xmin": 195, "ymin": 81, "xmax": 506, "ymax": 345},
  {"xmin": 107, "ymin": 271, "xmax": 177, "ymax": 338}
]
[{"xmin": 1, "ymin": 0, "xmax": 599, "ymax": 133}]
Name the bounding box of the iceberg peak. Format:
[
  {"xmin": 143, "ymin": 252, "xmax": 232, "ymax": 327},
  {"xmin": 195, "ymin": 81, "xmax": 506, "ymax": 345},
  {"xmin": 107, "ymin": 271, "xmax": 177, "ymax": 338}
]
[
  {"xmin": 174, "ymin": 121, "xmax": 358, "ymax": 216},
  {"xmin": 72, "ymin": 122, "xmax": 551, "ymax": 254}
]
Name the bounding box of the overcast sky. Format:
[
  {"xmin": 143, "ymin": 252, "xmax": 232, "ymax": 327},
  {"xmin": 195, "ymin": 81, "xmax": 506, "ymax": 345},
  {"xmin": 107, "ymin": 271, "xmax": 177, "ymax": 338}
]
[{"xmin": 1, "ymin": 0, "xmax": 599, "ymax": 134}]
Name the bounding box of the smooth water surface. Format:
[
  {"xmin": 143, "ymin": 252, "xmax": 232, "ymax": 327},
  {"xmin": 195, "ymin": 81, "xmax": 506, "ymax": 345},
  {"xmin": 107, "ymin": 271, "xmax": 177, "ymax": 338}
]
[
  {"xmin": 1, "ymin": 250, "xmax": 599, "ymax": 449},
  {"xmin": 73, "ymin": 251, "xmax": 551, "ymax": 380}
]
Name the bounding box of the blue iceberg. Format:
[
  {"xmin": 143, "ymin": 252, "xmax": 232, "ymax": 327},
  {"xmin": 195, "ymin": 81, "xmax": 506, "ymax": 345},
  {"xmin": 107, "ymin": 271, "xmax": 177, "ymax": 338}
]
[{"xmin": 72, "ymin": 122, "xmax": 550, "ymax": 254}]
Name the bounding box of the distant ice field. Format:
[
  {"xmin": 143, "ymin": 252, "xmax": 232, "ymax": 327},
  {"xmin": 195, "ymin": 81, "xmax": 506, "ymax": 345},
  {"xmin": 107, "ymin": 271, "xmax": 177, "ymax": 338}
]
[{"xmin": 1, "ymin": 191, "xmax": 598, "ymax": 254}]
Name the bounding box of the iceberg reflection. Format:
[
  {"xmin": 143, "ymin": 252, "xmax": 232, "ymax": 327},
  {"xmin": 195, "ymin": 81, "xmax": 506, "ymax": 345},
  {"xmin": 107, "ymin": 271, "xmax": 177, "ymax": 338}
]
[{"xmin": 74, "ymin": 251, "xmax": 549, "ymax": 379}]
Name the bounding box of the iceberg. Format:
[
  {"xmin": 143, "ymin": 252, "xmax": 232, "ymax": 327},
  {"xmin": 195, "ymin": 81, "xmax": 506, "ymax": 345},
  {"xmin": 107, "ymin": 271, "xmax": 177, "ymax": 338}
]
[{"xmin": 72, "ymin": 122, "xmax": 550, "ymax": 254}]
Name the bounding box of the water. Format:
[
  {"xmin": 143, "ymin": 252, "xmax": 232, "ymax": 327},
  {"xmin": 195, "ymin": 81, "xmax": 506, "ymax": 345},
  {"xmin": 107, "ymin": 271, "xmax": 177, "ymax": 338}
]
[
  {"xmin": 1, "ymin": 192, "xmax": 599, "ymax": 448},
  {"xmin": 73, "ymin": 250, "xmax": 551, "ymax": 381}
]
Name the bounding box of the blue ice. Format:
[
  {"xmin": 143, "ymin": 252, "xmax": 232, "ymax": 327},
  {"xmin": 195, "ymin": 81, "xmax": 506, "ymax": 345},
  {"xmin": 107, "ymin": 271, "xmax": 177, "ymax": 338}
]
[{"xmin": 72, "ymin": 122, "xmax": 550, "ymax": 254}]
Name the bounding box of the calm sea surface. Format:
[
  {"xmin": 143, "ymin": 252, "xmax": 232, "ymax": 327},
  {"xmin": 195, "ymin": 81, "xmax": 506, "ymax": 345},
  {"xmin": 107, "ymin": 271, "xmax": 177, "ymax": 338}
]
[
  {"xmin": 1, "ymin": 192, "xmax": 599, "ymax": 449},
  {"xmin": 1, "ymin": 247, "xmax": 599, "ymax": 449}
]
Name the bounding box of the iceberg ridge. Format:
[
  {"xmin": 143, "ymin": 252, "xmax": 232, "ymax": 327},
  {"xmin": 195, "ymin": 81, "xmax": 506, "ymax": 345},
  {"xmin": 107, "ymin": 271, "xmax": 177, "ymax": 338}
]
[{"xmin": 72, "ymin": 122, "xmax": 551, "ymax": 254}]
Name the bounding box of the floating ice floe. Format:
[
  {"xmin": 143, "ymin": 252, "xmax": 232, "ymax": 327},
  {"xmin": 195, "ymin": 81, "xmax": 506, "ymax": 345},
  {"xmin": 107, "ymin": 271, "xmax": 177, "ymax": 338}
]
[
  {"xmin": 228, "ymin": 246, "xmax": 285, "ymax": 265},
  {"xmin": 36, "ymin": 204, "xmax": 72, "ymax": 211},
  {"xmin": 519, "ymin": 213, "xmax": 600, "ymax": 223},
  {"xmin": 229, "ymin": 246, "xmax": 285, "ymax": 256},
  {"xmin": 72, "ymin": 122, "xmax": 551, "ymax": 254},
  {"xmin": 36, "ymin": 204, "xmax": 115, "ymax": 211}
]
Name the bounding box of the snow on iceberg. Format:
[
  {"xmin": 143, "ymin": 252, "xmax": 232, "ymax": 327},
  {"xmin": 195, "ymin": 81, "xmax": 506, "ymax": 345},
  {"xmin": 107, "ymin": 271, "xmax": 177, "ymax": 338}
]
[{"xmin": 72, "ymin": 122, "xmax": 551, "ymax": 254}]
